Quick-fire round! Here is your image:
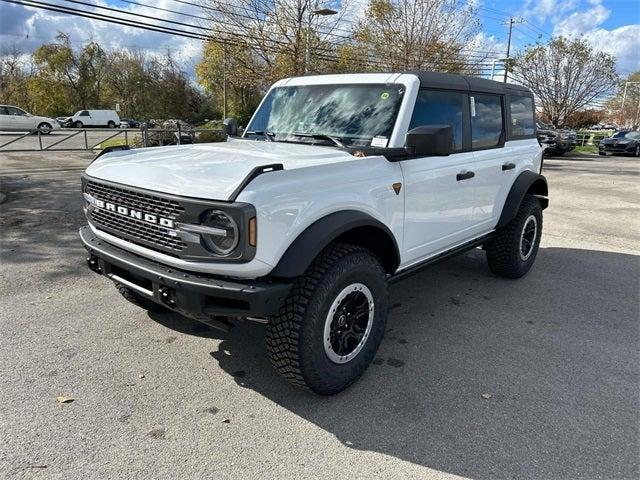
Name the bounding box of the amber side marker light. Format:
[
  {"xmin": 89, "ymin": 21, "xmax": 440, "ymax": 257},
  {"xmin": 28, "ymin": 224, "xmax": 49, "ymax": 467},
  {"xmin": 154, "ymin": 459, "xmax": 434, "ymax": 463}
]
[{"xmin": 248, "ymin": 217, "xmax": 257, "ymax": 246}]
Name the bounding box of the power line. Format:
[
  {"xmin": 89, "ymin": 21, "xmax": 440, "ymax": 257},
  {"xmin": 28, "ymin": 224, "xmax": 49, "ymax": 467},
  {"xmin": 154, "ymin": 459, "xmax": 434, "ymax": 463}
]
[{"xmin": 5, "ymin": 0, "xmax": 506, "ymax": 73}]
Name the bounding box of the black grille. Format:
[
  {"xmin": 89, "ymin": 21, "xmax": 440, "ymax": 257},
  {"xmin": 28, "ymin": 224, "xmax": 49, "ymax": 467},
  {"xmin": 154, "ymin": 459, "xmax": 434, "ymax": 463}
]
[{"xmin": 85, "ymin": 180, "xmax": 187, "ymax": 253}]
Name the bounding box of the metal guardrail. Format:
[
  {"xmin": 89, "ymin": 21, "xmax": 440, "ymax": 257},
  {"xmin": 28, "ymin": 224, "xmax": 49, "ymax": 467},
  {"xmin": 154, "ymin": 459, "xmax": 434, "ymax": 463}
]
[
  {"xmin": 0, "ymin": 126, "xmax": 225, "ymax": 152},
  {"xmin": 576, "ymin": 131, "xmax": 610, "ymax": 147}
]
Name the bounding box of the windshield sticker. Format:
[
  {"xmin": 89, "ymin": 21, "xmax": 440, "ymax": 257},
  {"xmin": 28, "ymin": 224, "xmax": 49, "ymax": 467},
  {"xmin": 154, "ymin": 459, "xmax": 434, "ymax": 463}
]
[
  {"xmin": 380, "ymin": 92, "xmax": 390, "ymax": 100},
  {"xmin": 371, "ymin": 136, "xmax": 388, "ymax": 148},
  {"xmin": 470, "ymin": 96, "xmax": 476, "ymax": 117}
]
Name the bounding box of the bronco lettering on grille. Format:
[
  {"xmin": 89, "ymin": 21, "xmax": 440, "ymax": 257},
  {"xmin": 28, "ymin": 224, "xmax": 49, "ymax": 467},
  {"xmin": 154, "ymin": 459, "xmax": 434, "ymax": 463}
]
[{"xmin": 94, "ymin": 199, "xmax": 175, "ymax": 228}]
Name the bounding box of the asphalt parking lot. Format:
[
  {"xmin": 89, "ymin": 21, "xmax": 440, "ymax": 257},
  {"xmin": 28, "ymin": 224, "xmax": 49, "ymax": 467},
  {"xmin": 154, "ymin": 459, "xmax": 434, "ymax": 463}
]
[
  {"xmin": 0, "ymin": 149, "xmax": 638, "ymax": 479},
  {"xmin": 0, "ymin": 130, "xmax": 138, "ymax": 151}
]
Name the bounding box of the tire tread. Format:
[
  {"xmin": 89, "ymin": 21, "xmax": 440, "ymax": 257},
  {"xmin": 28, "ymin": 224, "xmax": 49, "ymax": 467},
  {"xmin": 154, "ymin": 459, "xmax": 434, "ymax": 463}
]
[{"xmin": 266, "ymin": 243, "xmax": 377, "ymax": 392}]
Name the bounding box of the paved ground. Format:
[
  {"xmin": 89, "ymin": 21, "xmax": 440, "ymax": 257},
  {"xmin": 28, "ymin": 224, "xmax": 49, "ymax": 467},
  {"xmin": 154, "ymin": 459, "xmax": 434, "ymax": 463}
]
[{"xmin": 0, "ymin": 150, "xmax": 638, "ymax": 480}]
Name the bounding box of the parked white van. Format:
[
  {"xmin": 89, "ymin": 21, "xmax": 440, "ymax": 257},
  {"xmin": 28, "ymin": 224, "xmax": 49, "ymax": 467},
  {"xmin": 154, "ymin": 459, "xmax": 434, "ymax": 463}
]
[
  {"xmin": 0, "ymin": 105, "xmax": 59, "ymax": 134},
  {"xmin": 67, "ymin": 110, "xmax": 120, "ymax": 128}
]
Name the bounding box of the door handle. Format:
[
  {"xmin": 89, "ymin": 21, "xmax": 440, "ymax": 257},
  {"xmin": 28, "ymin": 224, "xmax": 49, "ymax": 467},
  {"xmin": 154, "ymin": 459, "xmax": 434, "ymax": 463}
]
[
  {"xmin": 502, "ymin": 162, "xmax": 516, "ymax": 171},
  {"xmin": 456, "ymin": 170, "xmax": 475, "ymax": 181}
]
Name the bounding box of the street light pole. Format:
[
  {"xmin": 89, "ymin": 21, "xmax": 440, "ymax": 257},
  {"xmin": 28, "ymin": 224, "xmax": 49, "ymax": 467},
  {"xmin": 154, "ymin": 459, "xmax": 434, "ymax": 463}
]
[{"xmin": 304, "ymin": 2, "xmax": 337, "ymax": 75}]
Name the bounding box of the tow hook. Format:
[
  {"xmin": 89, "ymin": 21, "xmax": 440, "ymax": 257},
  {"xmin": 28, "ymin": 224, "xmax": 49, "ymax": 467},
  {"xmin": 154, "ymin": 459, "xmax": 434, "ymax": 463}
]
[
  {"xmin": 86, "ymin": 256, "xmax": 101, "ymax": 273},
  {"xmin": 159, "ymin": 286, "xmax": 176, "ymax": 307}
]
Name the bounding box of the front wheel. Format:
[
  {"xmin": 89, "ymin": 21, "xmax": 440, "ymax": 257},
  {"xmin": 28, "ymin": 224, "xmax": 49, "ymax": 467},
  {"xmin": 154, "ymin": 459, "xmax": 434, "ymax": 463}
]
[
  {"xmin": 485, "ymin": 195, "xmax": 543, "ymax": 279},
  {"xmin": 266, "ymin": 243, "xmax": 388, "ymax": 395},
  {"xmin": 74, "ymin": 121, "xmax": 83, "ymax": 129},
  {"xmin": 37, "ymin": 122, "xmax": 52, "ymax": 134}
]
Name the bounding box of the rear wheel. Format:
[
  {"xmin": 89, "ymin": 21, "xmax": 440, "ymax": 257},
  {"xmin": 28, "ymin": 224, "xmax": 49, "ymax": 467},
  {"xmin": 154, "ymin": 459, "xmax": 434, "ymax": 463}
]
[
  {"xmin": 116, "ymin": 283, "xmax": 166, "ymax": 313},
  {"xmin": 485, "ymin": 195, "xmax": 543, "ymax": 279},
  {"xmin": 634, "ymin": 145, "xmax": 640, "ymax": 157},
  {"xmin": 266, "ymin": 243, "xmax": 388, "ymax": 395},
  {"xmin": 107, "ymin": 120, "xmax": 116, "ymax": 128}
]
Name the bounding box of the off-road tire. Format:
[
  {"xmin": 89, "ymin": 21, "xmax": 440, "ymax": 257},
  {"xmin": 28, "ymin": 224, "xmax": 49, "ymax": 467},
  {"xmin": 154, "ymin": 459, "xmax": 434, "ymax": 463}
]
[
  {"xmin": 266, "ymin": 243, "xmax": 388, "ymax": 395},
  {"xmin": 485, "ymin": 195, "xmax": 543, "ymax": 279},
  {"xmin": 116, "ymin": 283, "xmax": 166, "ymax": 313}
]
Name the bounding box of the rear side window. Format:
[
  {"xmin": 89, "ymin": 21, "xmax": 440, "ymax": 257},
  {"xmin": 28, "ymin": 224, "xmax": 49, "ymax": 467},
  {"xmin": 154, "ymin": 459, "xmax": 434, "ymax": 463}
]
[
  {"xmin": 471, "ymin": 94, "xmax": 503, "ymax": 149},
  {"xmin": 409, "ymin": 90, "xmax": 464, "ymax": 152},
  {"xmin": 509, "ymin": 95, "xmax": 535, "ymax": 137},
  {"xmin": 6, "ymin": 107, "xmax": 26, "ymax": 116}
]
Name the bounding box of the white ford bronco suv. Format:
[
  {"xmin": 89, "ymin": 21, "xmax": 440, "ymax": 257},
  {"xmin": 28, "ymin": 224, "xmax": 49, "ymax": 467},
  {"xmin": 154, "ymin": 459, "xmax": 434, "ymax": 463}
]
[{"xmin": 80, "ymin": 72, "xmax": 547, "ymax": 395}]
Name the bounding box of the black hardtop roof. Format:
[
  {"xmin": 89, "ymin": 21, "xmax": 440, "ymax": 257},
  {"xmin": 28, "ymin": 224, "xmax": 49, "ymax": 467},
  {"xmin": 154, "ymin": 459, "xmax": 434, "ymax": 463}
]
[{"xmin": 405, "ymin": 70, "xmax": 532, "ymax": 95}]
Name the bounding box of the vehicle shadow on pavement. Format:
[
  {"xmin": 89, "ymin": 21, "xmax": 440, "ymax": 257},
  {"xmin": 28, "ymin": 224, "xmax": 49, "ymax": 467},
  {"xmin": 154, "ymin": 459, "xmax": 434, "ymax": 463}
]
[{"xmin": 202, "ymin": 246, "xmax": 638, "ymax": 480}]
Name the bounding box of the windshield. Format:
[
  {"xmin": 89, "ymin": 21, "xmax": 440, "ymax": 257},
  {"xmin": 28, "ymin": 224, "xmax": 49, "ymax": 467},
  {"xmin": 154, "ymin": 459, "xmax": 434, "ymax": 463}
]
[
  {"xmin": 246, "ymin": 83, "xmax": 405, "ymax": 148},
  {"xmin": 612, "ymin": 131, "xmax": 640, "ymax": 139}
]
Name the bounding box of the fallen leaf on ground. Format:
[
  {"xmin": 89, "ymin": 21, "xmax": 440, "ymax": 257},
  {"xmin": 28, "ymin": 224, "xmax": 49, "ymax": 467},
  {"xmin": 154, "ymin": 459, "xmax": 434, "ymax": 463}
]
[
  {"xmin": 56, "ymin": 396, "xmax": 74, "ymax": 403},
  {"xmin": 221, "ymin": 418, "xmax": 230, "ymax": 423}
]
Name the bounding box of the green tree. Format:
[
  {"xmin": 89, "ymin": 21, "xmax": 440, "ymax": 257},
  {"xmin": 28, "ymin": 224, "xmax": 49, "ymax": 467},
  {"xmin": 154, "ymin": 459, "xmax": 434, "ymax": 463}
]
[
  {"xmin": 510, "ymin": 37, "xmax": 618, "ymax": 128},
  {"xmin": 196, "ymin": 39, "xmax": 264, "ymax": 124},
  {"xmin": 31, "ymin": 33, "xmax": 108, "ymax": 115}
]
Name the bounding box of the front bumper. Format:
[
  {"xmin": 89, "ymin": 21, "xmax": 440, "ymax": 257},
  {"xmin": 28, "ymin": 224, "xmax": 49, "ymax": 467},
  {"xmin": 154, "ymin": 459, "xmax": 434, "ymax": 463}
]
[
  {"xmin": 599, "ymin": 144, "xmax": 635, "ymax": 155},
  {"xmin": 80, "ymin": 225, "xmax": 291, "ymax": 321}
]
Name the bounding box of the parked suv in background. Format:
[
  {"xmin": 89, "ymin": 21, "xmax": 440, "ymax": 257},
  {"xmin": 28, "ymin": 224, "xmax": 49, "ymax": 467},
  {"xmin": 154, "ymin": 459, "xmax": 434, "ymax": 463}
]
[
  {"xmin": 0, "ymin": 105, "xmax": 59, "ymax": 134},
  {"xmin": 80, "ymin": 72, "xmax": 547, "ymax": 394},
  {"xmin": 536, "ymin": 122, "xmax": 571, "ymax": 156},
  {"xmin": 64, "ymin": 110, "xmax": 120, "ymax": 128}
]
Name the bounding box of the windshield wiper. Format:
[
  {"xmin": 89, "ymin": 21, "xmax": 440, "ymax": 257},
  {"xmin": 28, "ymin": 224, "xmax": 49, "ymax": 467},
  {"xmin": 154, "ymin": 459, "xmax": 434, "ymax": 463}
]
[
  {"xmin": 291, "ymin": 132, "xmax": 345, "ymax": 148},
  {"xmin": 245, "ymin": 130, "xmax": 275, "ymax": 142}
]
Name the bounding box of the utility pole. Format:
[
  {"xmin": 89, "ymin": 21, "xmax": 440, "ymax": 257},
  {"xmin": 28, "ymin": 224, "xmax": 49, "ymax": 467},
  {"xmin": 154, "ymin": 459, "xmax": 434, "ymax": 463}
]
[
  {"xmin": 503, "ymin": 17, "xmax": 524, "ymax": 83},
  {"xmin": 222, "ymin": 44, "xmax": 227, "ymax": 119}
]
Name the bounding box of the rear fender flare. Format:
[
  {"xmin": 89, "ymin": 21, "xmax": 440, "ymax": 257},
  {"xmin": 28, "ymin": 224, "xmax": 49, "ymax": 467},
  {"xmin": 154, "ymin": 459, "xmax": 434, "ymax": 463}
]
[{"xmin": 496, "ymin": 171, "xmax": 548, "ymax": 229}]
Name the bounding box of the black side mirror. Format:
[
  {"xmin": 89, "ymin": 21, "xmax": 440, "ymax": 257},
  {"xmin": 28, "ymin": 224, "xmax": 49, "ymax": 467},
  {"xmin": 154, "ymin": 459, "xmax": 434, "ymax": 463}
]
[
  {"xmin": 223, "ymin": 117, "xmax": 238, "ymax": 137},
  {"xmin": 405, "ymin": 125, "xmax": 453, "ymax": 156}
]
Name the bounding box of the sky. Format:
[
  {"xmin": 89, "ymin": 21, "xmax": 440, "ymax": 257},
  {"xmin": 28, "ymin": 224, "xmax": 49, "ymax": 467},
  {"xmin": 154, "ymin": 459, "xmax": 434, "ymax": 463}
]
[{"xmin": 0, "ymin": 0, "xmax": 638, "ymax": 77}]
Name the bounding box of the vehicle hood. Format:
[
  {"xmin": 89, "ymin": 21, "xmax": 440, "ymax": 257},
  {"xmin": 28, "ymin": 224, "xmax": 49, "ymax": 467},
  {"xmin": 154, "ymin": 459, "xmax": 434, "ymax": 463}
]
[
  {"xmin": 602, "ymin": 138, "xmax": 630, "ymax": 145},
  {"xmin": 85, "ymin": 139, "xmax": 357, "ymax": 200},
  {"xmin": 537, "ymin": 129, "xmax": 557, "ymax": 137}
]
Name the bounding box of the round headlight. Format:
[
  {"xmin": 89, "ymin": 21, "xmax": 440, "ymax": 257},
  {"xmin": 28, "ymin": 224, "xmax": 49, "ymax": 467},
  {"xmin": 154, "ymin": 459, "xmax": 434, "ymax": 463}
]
[{"xmin": 201, "ymin": 210, "xmax": 239, "ymax": 255}]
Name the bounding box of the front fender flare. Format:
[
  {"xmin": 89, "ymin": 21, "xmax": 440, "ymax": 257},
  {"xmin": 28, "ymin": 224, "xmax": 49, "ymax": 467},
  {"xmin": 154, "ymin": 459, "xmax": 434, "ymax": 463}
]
[
  {"xmin": 270, "ymin": 210, "xmax": 400, "ymax": 278},
  {"xmin": 496, "ymin": 170, "xmax": 548, "ymax": 229}
]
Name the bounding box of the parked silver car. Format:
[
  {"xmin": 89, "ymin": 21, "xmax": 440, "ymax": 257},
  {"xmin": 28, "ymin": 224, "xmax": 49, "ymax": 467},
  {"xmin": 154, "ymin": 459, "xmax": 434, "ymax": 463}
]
[{"xmin": 0, "ymin": 105, "xmax": 59, "ymax": 134}]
